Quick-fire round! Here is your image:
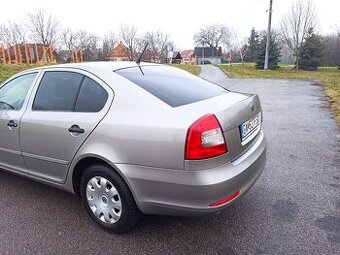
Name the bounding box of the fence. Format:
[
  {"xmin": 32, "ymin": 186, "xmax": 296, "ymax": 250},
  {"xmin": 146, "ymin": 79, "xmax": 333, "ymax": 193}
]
[{"xmin": 0, "ymin": 44, "xmax": 56, "ymax": 64}]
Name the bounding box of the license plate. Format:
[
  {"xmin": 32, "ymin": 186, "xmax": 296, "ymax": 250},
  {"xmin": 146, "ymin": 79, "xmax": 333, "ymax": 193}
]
[{"xmin": 239, "ymin": 115, "xmax": 259, "ymax": 141}]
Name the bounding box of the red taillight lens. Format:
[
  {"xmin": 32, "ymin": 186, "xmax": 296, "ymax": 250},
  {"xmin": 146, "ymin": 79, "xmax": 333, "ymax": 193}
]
[{"xmin": 185, "ymin": 114, "xmax": 228, "ymax": 160}]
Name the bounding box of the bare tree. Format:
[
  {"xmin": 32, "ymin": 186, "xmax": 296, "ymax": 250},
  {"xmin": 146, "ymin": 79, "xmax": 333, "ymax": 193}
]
[
  {"xmin": 61, "ymin": 29, "xmax": 79, "ymax": 52},
  {"xmin": 142, "ymin": 30, "xmax": 170, "ymax": 63},
  {"xmin": 60, "ymin": 29, "xmax": 98, "ymax": 61},
  {"xmin": 119, "ymin": 24, "xmax": 139, "ymax": 61},
  {"xmin": 0, "ymin": 21, "xmax": 26, "ymax": 46},
  {"xmin": 280, "ymin": 0, "xmax": 318, "ymax": 69},
  {"xmin": 27, "ymin": 10, "xmax": 59, "ymax": 46},
  {"xmin": 74, "ymin": 30, "xmax": 98, "ymax": 61},
  {"xmin": 100, "ymin": 32, "xmax": 116, "ymax": 61},
  {"xmin": 324, "ymin": 34, "xmax": 340, "ymax": 66},
  {"xmin": 335, "ymin": 25, "xmax": 340, "ymax": 37},
  {"xmin": 193, "ymin": 23, "xmax": 230, "ymax": 49}
]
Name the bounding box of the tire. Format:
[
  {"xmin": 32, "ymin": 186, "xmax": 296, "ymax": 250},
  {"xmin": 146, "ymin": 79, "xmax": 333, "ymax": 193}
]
[{"xmin": 80, "ymin": 164, "xmax": 141, "ymax": 233}]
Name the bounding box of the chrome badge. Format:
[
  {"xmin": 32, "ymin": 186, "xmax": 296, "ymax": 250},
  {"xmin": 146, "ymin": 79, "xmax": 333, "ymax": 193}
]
[{"xmin": 250, "ymin": 102, "xmax": 255, "ymax": 112}]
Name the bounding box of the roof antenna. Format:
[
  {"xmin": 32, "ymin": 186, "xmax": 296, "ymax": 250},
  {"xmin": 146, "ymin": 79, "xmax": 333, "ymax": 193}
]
[{"xmin": 136, "ymin": 43, "xmax": 148, "ymax": 75}]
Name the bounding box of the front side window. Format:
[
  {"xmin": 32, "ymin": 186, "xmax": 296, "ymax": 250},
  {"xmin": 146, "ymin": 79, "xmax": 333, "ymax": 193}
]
[{"xmin": 0, "ymin": 73, "xmax": 37, "ymax": 110}]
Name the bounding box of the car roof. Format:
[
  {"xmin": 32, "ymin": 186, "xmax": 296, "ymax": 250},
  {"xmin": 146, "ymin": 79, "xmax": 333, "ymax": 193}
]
[{"xmin": 27, "ymin": 61, "xmax": 159, "ymax": 73}]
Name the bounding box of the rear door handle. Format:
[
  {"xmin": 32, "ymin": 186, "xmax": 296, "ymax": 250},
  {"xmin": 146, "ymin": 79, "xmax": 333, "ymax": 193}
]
[
  {"xmin": 7, "ymin": 120, "xmax": 18, "ymax": 128},
  {"xmin": 68, "ymin": 125, "xmax": 85, "ymax": 134}
]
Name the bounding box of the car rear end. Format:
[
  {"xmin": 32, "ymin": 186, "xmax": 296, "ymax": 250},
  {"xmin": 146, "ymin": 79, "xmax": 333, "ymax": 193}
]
[{"xmin": 105, "ymin": 65, "xmax": 267, "ymax": 215}]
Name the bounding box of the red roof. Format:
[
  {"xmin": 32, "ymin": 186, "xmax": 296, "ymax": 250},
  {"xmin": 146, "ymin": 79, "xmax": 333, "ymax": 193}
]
[
  {"xmin": 110, "ymin": 43, "xmax": 129, "ymax": 58},
  {"xmin": 181, "ymin": 49, "xmax": 195, "ymax": 59}
]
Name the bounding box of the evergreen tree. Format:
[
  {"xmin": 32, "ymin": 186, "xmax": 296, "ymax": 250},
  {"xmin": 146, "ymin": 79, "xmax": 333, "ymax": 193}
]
[
  {"xmin": 298, "ymin": 28, "xmax": 324, "ymax": 71},
  {"xmin": 255, "ymin": 33, "xmax": 281, "ymax": 69},
  {"xmin": 245, "ymin": 28, "xmax": 260, "ymax": 62}
]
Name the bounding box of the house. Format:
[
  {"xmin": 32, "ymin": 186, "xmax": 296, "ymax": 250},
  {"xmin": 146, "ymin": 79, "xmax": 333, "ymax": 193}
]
[
  {"xmin": 181, "ymin": 49, "xmax": 196, "ymax": 65},
  {"xmin": 109, "ymin": 42, "xmax": 130, "ymax": 61},
  {"xmin": 194, "ymin": 46, "xmax": 222, "ymax": 64},
  {"xmin": 171, "ymin": 51, "xmax": 182, "ymax": 64}
]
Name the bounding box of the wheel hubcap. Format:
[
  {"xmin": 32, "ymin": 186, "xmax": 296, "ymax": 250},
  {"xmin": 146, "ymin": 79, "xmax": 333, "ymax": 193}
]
[{"xmin": 86, "ymin": 176, "xmax": 122, "ymax": 224}]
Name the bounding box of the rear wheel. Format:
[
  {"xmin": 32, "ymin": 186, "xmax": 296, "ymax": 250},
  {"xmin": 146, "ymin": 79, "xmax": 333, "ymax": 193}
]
[{"xmin": 80, "ymin": 164, "xmax": 140, "ymax": 233}]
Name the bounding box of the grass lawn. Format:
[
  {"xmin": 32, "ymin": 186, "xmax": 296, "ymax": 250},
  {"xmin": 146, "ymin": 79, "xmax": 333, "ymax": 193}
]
[
  {"xmin": 0, "ymin": 63, "xmax": 201, "ymax": 83},
  {"xmin": 169, "ymin": 64, "xmax": 201, "ymax": 76},
  {"xmin": 0, "ymin": 64, "xmax": 47, "ymax": 84},
  {"xmin": 218, "ymin": 63, "xmax": 340, "ymax": 124}
]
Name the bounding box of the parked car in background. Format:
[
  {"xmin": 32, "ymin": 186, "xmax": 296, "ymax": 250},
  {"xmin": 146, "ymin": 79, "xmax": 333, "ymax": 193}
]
[{"xmin": 0, "ymin": 62, "xmax": 266, "ymax": 233}]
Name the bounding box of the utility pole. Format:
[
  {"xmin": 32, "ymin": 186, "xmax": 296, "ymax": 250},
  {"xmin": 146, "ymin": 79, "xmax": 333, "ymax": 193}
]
[{"xmin": 264, "ymin": 0, "xmax": 273, "ymax": 70}]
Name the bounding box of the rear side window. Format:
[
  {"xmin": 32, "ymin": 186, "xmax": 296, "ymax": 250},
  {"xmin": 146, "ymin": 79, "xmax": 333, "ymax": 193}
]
[
  {"xmin": 75, "ymin": 77, "xmax": 108, "ymax": 112},
  {"xmin": 33, "ymin": 71, "xmax": 108, "ymax": 112},
  {"xmin": 115, "ymin": 66, "xmax": 227, "ymax": 107},
  {"xmin": 33, "ymin": 72, "xmax": 83, "ymax": 111}
]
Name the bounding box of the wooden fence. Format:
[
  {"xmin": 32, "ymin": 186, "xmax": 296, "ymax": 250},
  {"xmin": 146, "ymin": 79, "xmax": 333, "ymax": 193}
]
[{"xmin": 0, "ymin": 44, "xmax": 84, "ymax": 64}]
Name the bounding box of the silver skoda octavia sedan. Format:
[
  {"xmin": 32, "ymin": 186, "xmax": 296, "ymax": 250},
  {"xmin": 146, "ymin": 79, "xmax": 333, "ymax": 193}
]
[{"xmin": 0, "ymin": 62, "xmax": 266, "ymax": 233}]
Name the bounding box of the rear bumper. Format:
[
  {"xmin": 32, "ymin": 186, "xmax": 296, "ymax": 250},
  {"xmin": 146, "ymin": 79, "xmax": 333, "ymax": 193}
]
[{"xmin": 115, "ymin": 130, "xmax": 266, "ymax": 216}]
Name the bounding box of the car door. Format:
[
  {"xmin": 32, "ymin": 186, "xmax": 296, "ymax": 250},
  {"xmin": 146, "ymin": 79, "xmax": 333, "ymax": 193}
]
[
  {"xmin": 20, "ymin": 69, "xmax": 113, "ymax": 183},
  {"xmin": 0, "ymin": 72, "xmax": 39, "ymax": 174}
]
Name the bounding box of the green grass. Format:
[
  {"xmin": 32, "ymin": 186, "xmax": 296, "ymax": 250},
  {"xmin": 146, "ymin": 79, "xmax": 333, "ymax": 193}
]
[
  {"xmin": 218, "ymin": 63, "xmax": 340, "ymax": 124},
  {"xmin": 0, "ymin": 64, "xmax": 47, "ymax": 84},
  {"xmin": 169, "ymin": 64, "xmax": 201, "ymax": 76}
]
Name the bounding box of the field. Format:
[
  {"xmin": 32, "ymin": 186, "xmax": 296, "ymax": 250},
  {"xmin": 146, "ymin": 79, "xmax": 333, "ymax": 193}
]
[
  {"xmin": 169, "ymin": 64, "xmax": 201, "ymax": 75},
  {"xmin": 0, "ymin": 64, "xmax": 46, "ymax": 84},
  {"xmin": 219, "ymin": 64, "xmax": 340, "ymax": 124}
]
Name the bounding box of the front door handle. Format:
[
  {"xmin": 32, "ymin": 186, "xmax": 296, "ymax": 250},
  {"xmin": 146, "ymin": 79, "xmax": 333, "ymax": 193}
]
[
  {"xmin": 7, "ymin": 120, "xmax": 18, "ymax": 128},
  {"xmin": 68, "ymin": 125, "xmax": 85, "ymax": 134}
]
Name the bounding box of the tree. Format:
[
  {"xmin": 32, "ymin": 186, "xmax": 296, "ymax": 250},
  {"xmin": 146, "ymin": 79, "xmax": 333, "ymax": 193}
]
[
  {"xmin": 321, "ymin": 35, "xmax": 340, "ymax": 66},
  {"xmin": 193, "ymin": 23, "xmax": 230, "ymax": 54},
  {"xmin": 256, "ymin": 32, "xmax": 281, "ymax": 69},
  {"xmin": 61, "ymin": 29, "xmax": 78, "ymax": 52},
  {"xmin": 141, "ymin": 30, "xmax": 170, "ymax": 63},
  {"xmin": 298, "ymin": 28, "xmax": 324, "ymax": 70},
  {"xmin": 119, "ymin": 24, "xmax": 139, "ymax": 61},
  {"xmin": 335, "ymin": 25, "xmax": 340, "ymax": 37},
  {"xmin": 99, "ymin": 33, "xmax": 116, "ymax": 61},
  {"xmin": 280, "ymin": 0, "xmax": 318, "ymax": 69},
  {"xmin": 61, "ymin": 29, "xmax": 98, "ymax": 61},
  {"xmin": 245, "ymin": 27, "xmax": 260, "ymax": 62},
  {"xmin": 0, "ymin": 21, "xmax": 26, "ymax": 46},
  {"xmin": 27, "ymin": 9, "xmax": 59, "ymax": 46}
]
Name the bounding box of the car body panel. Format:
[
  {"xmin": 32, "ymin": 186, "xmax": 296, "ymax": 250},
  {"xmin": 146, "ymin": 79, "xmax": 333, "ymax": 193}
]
[
  {"xmin": 114, "ymin": 131, "xmax": 266, "ymax": 215},
  {"xmin": 0, "ymin": 62, "xmax": 267, "ymax": 218},
  {"xmin": 19, "ymin": 68, "xmax": 114, "ymax": 183},
  {"xmin": 0, "ymin": 71, "xmax": 41, "ymax": 173}
]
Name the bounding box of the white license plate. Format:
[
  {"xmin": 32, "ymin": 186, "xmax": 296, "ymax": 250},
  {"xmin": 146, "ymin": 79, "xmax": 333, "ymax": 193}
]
[{"xmin": 239, "ymin": 115, "xmax": 259, "ymax": 141}]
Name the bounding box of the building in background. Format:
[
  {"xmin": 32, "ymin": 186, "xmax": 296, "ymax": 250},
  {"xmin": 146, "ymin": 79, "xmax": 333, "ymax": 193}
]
[
  {"xmin": 171, "ymin": 51, "xmax": 182, "ymax": 64},
  {"xmin": 109, "ymin": 42, "xmax": 130, "ymax": 61},
  {"xmin": 194, "ymin": 46, "xmax": 222, "ymax": 64},
  {"xmin": 181, "ymin": 50, "xmax": 196, "ymax": 65}
]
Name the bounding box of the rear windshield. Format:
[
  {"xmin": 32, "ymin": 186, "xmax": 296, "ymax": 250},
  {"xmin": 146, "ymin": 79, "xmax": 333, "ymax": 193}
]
[{"xmin": 115, "ymin": 66, "xmax": 227, "ymax": 107}]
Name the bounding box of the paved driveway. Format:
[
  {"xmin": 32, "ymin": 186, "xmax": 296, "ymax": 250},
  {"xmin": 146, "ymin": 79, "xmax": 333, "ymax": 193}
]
[{"xmin": 0, "ymin": 65, "xmax": 339, "ymax": 255}]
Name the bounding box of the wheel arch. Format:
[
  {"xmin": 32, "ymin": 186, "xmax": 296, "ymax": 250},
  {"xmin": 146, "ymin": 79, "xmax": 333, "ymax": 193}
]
[{"xmin": 71, "ymin": 156, "xmax": 136, "ymax": 204}]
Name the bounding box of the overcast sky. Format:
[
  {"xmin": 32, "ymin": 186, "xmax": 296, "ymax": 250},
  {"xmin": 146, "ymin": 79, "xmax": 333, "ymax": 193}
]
[{"xmin": 1, "ymin": 0, "xmax": 339, "ymax": 49}]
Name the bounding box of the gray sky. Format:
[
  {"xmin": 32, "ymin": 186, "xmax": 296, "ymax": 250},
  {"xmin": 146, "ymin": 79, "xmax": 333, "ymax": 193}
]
[{"xmin": 1, "ymin": 0, "xmax": 339, "ymax": 49}]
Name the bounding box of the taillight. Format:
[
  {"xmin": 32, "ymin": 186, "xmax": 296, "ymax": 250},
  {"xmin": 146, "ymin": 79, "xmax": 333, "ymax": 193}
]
[{"xmin": 185, "ymin": 114, "xmax": 228, "ymax": 160}]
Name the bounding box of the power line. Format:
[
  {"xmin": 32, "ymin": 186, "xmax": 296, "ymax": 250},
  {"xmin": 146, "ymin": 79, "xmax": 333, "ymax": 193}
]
[{"xmin": 230, "ymin": 0, "xmax": 262, "ymax": 26}]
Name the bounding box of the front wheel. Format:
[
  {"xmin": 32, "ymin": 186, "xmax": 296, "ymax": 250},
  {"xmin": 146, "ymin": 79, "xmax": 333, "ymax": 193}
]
[{"xmin": 80, "ymin": 164, "xmax": 141, "ymax": 233}]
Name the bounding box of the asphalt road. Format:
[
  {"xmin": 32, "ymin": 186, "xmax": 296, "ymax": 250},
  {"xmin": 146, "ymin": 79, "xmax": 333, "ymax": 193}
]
[{"xmin": 0, "ymin": 65, "xmax": 339, "ymax": 255}]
